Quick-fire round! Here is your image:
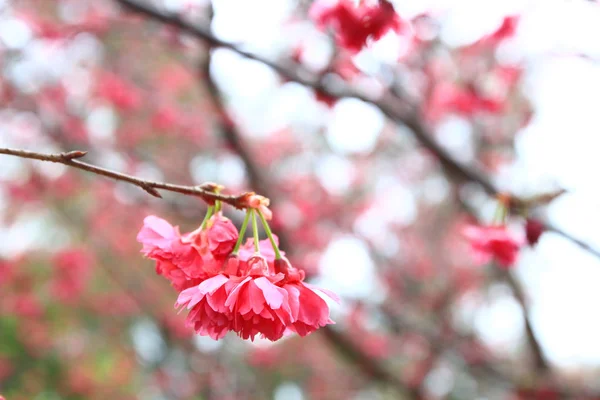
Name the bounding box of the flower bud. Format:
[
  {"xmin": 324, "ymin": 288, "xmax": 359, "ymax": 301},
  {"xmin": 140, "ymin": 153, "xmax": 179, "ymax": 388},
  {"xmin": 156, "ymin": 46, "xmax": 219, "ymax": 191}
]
[{"xmin": 525, "ymin": 218, "xmax": 545, "ymax": 246}]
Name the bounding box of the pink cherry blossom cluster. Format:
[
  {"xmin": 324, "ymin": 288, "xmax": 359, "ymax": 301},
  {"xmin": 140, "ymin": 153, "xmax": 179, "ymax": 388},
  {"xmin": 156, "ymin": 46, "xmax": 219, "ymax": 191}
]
[
  {"xmin": 310, "ymin": 0, "xmax": 407, "ymax": 53},
  {"xmin": 463, "ymin": 224, "xmax": 524, "ymax": 268},
  {"xmin": 462, "ymin": 195, "xmax": 547, "ymax": 269},
  {"xmin": 137, "ymin": 201, "xmax": 338, "ymax": 342}
]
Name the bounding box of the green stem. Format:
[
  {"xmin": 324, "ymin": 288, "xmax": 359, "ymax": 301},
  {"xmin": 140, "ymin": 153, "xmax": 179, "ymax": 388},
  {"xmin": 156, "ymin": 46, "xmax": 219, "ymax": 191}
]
[
  {"xmin": 215, "ymin": 200, "xmax": 222, "ymax": 213},
  {"xmin": 500, "ymin": 202, "xmax": 508, "ymax": 224},
  {"xmin": 251, "ymin": 210, "xmax": 260, "ymax": 253},
  {"xmin": 492, "ymin": 200, "xmax": 509, "ymax": 226},
  {"xmin": 258, "ymin": 210, "xmax": 282, "ymax": 260},
  {"xmin": 232, "ymin": 210, "xmax": 251, "ymax": 255},
  {"xmin": 200, "ymin": 206, "xmax": 215, "ymax": 229}
]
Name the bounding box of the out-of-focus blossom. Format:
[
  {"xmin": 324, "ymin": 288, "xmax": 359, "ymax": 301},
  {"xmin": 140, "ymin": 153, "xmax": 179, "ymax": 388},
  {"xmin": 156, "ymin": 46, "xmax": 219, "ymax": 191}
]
[
  {"xmin": 151, "ymin": 105, "xmax": 182, "ymax": 131},
  {"xmin": 425, "ymin": 83, "xmax": 505, "ymax": 121},
  {"xmin": 51, "ymin": 248, "xmax": 93, "ymax": 303},
  {"xmin": 96, "ymin": 72, "xmax": 142, "ymax": 112},
  {"xmin": 463, "ymin": 224, "xmax": 524, "ymax": 268},
  {"xmin": 525, "ymin": 218, "xmax": 545, "ymax": 247},
  {"xmin": 310, "ymin": 0, "xmax": 407, "ymax": 53}
]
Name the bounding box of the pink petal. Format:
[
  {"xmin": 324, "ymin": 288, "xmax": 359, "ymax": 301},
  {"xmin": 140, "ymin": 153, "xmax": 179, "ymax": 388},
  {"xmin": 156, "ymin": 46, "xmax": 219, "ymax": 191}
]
[
  {"xmin": 141, "ymin": 216, "xmax": 177, "ymax": 239},
  {"xmin": 305, "ymin": 283, "xmax": 341, "ymax": 304},
  {"xmin": 198, "ymin": 274, "xmax": 229, "ymax": 296},
  {"xmin": 254, "ymin": 277, "xmax": 285, "ymax": 309},
  {"xmin": 238, "ymin": 281, "xmax": 266, "ymax": 315},
  {"xmin": 225, "ymin": 276, "xmax": 252, "ymax": 308}
]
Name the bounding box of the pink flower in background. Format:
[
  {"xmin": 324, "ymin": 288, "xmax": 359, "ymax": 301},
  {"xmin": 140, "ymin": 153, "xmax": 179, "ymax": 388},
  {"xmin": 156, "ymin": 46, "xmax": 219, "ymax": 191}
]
[
  {"xmin": 425, "ymin": 83, "xmax": 505, "ymax": 121},
  {"xmin": 525, "ymin": 218, "xmax": 545, "ymax": 247},
  {"xmin": 463, "ymin": 225, "xmax": 524, "ymax": 268},
  {"xmin": 96, "ymin": 72, "xmax": 141, "ymax": 112},
  {"xmin": 51, "ymin": 248, "xmax": 93, "ymax": 303},
  {"xmin": 0, "ymin": 261, "xmax": 13, "ymax": 287},
  {"xmin": 10, "ymin": 294, "xmax": 44, "ymax": 318},
  {"xmin": 310, "ymin": 0, "xmax": 406, "ymax": 52},
  {"xmin": 151, "ymin": 105, "xmax": 181, "ymax": 131},
  {"xmin": 462, "ymin": 15, "xmax": 520, "ymax": 54}
]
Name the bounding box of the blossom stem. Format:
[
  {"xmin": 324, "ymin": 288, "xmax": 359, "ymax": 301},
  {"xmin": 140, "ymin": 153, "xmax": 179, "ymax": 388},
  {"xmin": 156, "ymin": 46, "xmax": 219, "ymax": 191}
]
[
  {"xmin": 251, "ymin": 209, "xmax": 260, "ymax": 253},
  {"xmin": 258, "ymin": 209, "xmax": 282, "ymax": 260},
  {"xmin": 492, "ymin": 201, "xmax": 508, "ymax": 226},
  {"xmin": 200, "ymin": 206, "xmax": 215, "ymax": 229},
  {"xmin": 214, "ymin": 200, "xmax": 222, "ymax": 213},
  {"xmin": 232, "ymin": 210, "xmax": 251, "ymax": 255}
]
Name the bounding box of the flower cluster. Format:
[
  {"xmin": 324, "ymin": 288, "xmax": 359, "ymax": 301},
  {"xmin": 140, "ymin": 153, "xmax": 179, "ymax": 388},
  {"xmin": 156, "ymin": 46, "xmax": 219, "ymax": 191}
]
[
  {"xmin": 463, "ymin": 224, "xmax": 523, "ymax": 268},
  {"xmin": 310, "ymin": 0, "xmax": 406, "ymax": 53},
  {"xmin": 462, "ymin": 195, "xmax": 547, "ymax": 269},
  {"xmin": 137, "ymin": 202, "xmax": 338, "ymax": 342}
]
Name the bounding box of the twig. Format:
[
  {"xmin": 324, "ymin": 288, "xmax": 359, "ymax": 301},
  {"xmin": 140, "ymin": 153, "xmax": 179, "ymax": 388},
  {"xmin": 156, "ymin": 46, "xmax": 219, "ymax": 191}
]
[
  {"xmin": 503, "ymin": 270, "xmax": 550, "ymax": 373},
  {"xmin": 114, "ymin": 0, "xmax": 600, "ymax": 262},
  {"xmin": 321, "ymin": 327, "xmax": 422, "ymax": 398},
  {"xmin": 0, "ymin": 147, "xmax": 256, "ymax": 208}
]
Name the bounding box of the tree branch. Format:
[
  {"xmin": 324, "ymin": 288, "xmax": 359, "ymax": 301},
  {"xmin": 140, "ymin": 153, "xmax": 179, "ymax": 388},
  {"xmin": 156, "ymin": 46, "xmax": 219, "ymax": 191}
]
[
  {"xmin": 0, "ymin": 147, "xmax": 256, "ymax": 207},
  {"xmin": 114, "ymin": 0, "xmax": 600, "ymax": 261},
  {"xmin": 503, "ymin": 270, "xmax": 550, "ymax": 373}
]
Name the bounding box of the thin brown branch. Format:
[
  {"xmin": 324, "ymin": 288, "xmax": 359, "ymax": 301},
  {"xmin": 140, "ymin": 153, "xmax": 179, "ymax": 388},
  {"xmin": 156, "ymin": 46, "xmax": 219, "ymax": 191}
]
[
  {"xmin": 0, "ymin": 147, "xmax": 256, "ymax": 207},
  {"xmin": 503, "ymin": 270, "xmax": 550, "ymax": 373}
]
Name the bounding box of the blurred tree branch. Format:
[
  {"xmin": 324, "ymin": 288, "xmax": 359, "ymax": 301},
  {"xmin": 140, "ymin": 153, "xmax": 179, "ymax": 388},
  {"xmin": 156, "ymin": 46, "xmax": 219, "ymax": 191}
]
[{"xmin": 114, "ymin": 0, "xmax": 600, "ymax": 262}]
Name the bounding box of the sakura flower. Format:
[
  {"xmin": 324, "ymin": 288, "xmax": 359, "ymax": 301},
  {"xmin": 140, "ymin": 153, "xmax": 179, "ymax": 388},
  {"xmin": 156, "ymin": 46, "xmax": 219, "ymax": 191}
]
[
  {"xmin": 463, "ymin": 225, "xmax": 524, "ymax": 268},
  {"xmin": 275, "ymin": 257, "xmax": 339, "ymax": 336},
  {"xmin": 224, "ymin": 272, "xmax": 294, "ymax": 341},
  {"xmin": 184, "ymin": 212, "xmax": 238, "ymax": 261},
  {"xmin": 141, "ymin": 210, "xmax": 338, "ymax": 342},
  {"xmin": 177, "ymin": 256, "xmax": 337, "ymax": 341},
  {"xmin": 176, "ymin": 274, "xmax": 234, "ymax": 340},
  {"xmin": 137, "ymin": 216, "xmax": 206, "ymax": 289},
  {"xmin": 310, "ymin": 0, "xmax": 406, "ymax": 53},
  {"xmin": 177, "ymin": 270, "xmax": 292, "ymax": 342}
]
